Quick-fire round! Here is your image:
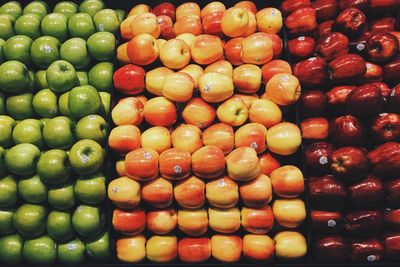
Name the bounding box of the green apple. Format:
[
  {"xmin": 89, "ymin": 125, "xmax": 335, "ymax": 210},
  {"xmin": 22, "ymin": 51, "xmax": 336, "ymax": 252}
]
[
  {"xmin": 43, "ymin": 116, "xmax": 75, "ymax": 149},
  {"xmin": 0, "ymin": 115, "xmax": 16, "ymax": 148},
  {"xmin": 85, "ymin": 231, "xmax": 111, "ymax": 262},
  {"xmin": 115, "ymin": 9, "xmax": 126, "ymax": 22},
  {"xmin": 47, "ymin": 210, "xmax": 74, "ymax": 242},
  {"xmin": 23, "ymin": 235, "xmax": 56, "ymax": 266},
  {"xmin": 6, "ymin": 93, "xmax": 34, "ymax": 120},
  {"xmin": 23, "ymin": 1, "xmax": 49, "ymax": 20},
  {"xmin": 46, "ymin": 60, "xmax": 77, "ymax": 93},
  {"xmin": 0, "ymin": 92, "xmax": 4, "ymax": 114},
  {"xmin": 88, "ymin": 62, "xmax": 113, "ymax": 91},
  {"xmin": 0, "ymin": 175, "xmax": 17, "ymax": 208},
  {"xmin": 5, "ymin": 143, "xmax": 40, "ymax": 176},
  {"xmin": 27, "ymin": 70, "xmax": 35, "ymax": 93},
  {"xmin": 37, "ymin": 149, "xmax": 71, "ymax": 185},
  {"xmin": 14, "ymin": 14, "xmax": 41, "ymax": 39},
  {"xmin": 0, "ymin": 234, "xmax": 23, "ymax": 264},
  {"xmin": 13, "ymin": 204, "xmax": 47, "ymax": 237},
  {"xmin": 41, "ymin": 13, "xmax": 68, "ymax": 42},
  {"xmin": 68, "ymin": 85, "xmax": 101, "ymax": 119},
  {"xmin": 72, "ymin": 205, "xmax": 104, "ymax": 237},
  {"xmin": 0, "ymin": 38, "xmax": 5, "ymax": 64},
  {"xmin": 3, "ymin": 35, "xmax": 33, "ymax": 65},
  {"xmin": 0, "ymin": 14, "xmax": 15, "ymax": 40},
  {"xmin": 60, "ymin": 37, "xmax": 90, "ymax": 70},
  {"xmin": 48, "ymin": 180, "xmax": 75, "ymax": 210},
  {"xmin": 0, "ymin": 208, "xmax": 15, "ymax": 235},
  {"xmin": 79, "ymin": 0, "xmax": 105, "ymax": 17},
  {"xmin": 0, "ymin": 61, "xmax": 31, "ymax": 93},
  {"xmin": 53, "ymin": 1, "xmax": 78, "ymax": 19},
  {"xmin": 58, "ymin": 92, "xmax": 72, "ymax": 117},
  {"xmin": 31, "ymin": 36, "xmax": 60, "ymax": 69},
  {"xmin": 77, "ymin": 71, "xmax": 89, "ymax": 85},
  {"xmin": 99, "ymin": 92, "xmax": 111, "ymax": 117},
  {"xmin": 34, "ymin": 70, "xmax": 49, "ymax": 90},
  {"xmin": 74, "ymin": 171, "xmax": 106, "ymax": 204},
  {"xmin": 12, "ymin": 119, "xmax": 44, "ymax": 148},
  {"xmin": 0, "ymin": 1, "xmax": 22, "ymax": 21},
  {"xmin": 58, "ymin": 238, "xmax": 85, "ymax": 264},
  {"xmin": 0, "ymin": 146, "xmax": 4, "ymax": 175},
  {"xmin": 87, "ymin": 31, "xmax": 115, "ymax": 61},
  {"xmin": 69, "ymin": 139, "xmax": 104, "ymax": 175},
  {"xmin": 18, "ymin": 175, "xmax": 47, "ymax": 204},
  {"xmin": 40, "ymin": 118, "xmax": 50, "ymax": 127},
  {"xmin": 68, "ymin": 13, "xmax": 95, "ymax": 39},
  {"xmin": 75, "ymin": 115, "xmax": 107, "ymax": 143},
  {"xmin": 93, "ymin": 9, "xmax": 119, "ymax": 34},
  {"xmin": 33, "ymin": 89, "xmax": 59, "ymax": 118}
]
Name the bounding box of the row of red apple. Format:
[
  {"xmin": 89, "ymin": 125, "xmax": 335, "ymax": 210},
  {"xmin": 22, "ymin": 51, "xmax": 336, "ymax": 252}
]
[{"xmin": 116, "ymin": 232, "xmax": 307, "ymax": 263}]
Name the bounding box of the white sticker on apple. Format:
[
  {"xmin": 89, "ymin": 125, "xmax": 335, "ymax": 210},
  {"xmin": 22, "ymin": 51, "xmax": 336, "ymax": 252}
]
[
  {"xmin": 67, "ymin": 243, "xmax": 77, "ymax": 251},
  {"xmin": 250, "ymin": 142, "xmax": 258, "ymax": 149},
  {"xmin": 367, "ymin": 255, "xmax": 376, "ymax": 262},
  {"xmin": 218, "ymin": 179, "xmax": 227, "ymax": 187},
  {"xmin": 319, "ymin": 156, "xmax": 328, "ymax": 165},
  {"xmin": 356, "ymin": 44, "xmax": 365, "ymax": 51},
  {"xmin": 143, "ymin": 152, "xmax": 152, "ymax": 159},
  {"xmin": 298, "ymin": 36, "xmax": 305, "ymax": 41},
  {"xmin": 327, "ymin": 220, "xmax": 336, "ymax": 227},
  {"xmin": 174, "ymin": 165, "xmax": 182, "ymax": 174}
]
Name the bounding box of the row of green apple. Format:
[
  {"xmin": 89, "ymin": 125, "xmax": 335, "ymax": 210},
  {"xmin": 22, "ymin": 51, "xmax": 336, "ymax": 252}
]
[{"xmin": 0, "ymin": 0, "xmax": 123, "ymax": 41}]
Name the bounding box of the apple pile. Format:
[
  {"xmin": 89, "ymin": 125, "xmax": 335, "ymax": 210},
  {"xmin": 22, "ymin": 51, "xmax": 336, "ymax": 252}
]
[
  {"xmin": 108, "ymin": 1, "xmax": 307, "ymax": 264},
  {"xmin": 0, "ymin": 0, "xmax": 121, "ymax": 265},
  {"xmin": 281, "ymin": 0, "xmax": 400, "ymax": 263}
]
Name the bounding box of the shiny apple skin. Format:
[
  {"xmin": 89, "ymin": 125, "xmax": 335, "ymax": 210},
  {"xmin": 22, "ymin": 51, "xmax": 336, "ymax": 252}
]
[
  {"xmin": 332, "ymin": 7, "xmax": 367, "ymax": 38},
  {"xmin": 384, "ymin": 58, "xmax": 400, "ymax": 85},
  {"xmin": 304, "ymin": 142, "xmax": 334, "ymax": 176},
  {"xmin": 386, "ymin": 178, "xmax": 400, "ymax": 208},
  {"xmin": 293, "ymin": 57, "xmax": 328, "ymax": 88},
  {"xmin": 365, "ymin": 32, "xmax": 399, "ymax": 64},
  {"xmin": 300, "ymin": 90, "xmax": 327, "ymax": 118},
  {"xmin": 311, "ymin": 210, "xmax": 344, "ymax": 234},
  {"xmin": 312, "ymin": 0, "xmax": 339, "ymax": 22},
  {"xmin": 330, "ymin": 147, "xmax": 369, "ymax": 182},
  {"xmin": 370, "ymin": 113, "xmax": 400, "ymax": 143},
  {"xmin": 383, "ymin": 232, "xmax": 400, "ymax": 261},
  {"xmin": 326, "ymin": 85, "xmax": 357, "ymax": 112},
  {"xmin": 384, "ymin": 208, "xmax": 400, "ymax": 231},
  {"xmin": 285, "ymin": 7, "xmax": 317, "ymax": 37},
  {"xmin": 338, "ymin": 0, "xmax": 370, "ymax": 11},
  {"xmin": 287, "ymin": 36, "xmax": 316, "ymax": 60},
  {"xmin": 348, "ymin": 174, "xmax": 384, "ymax": 209},
  {"xmin": 316, "ymin": 32, "xmax": 349, "ymax": 60},
  {"xmin": 315, "ymin": 20, "xmax": 334, "ymax": 39},
  {"xmin": 388, "ymin": 84, "xmax": 400, "ymax": 113},
  {"xmin": 309, "ymin": 175, "xmax": 347, "ymax": 211},
  {"xmin": 349, "ymin": 238, "xmax": 384, "ymax": 263},
  {"xmin": 328, "ymin": 53, "xmax": 366, "ymax": 84},
  {"xmin": 344, "ymin": 210, "xmax": 383, "ymax": 237},
  {"xmin": 346, "ymin": 83, "xmax": 385, "ymax": 116},
  {"xmin": 370, "ymin": 17, "xmax": 396, "ymax": 32},
  {"xmin": 280, "ymin": 0, "xmax": 311, "ymax": 17},
  {"xmin": 314, "ymin": 236, "xmax": 349, "ymax": 262},
  {"xmin": 329, "ymin": 115, "xmax": 367, "ymax": 147}
]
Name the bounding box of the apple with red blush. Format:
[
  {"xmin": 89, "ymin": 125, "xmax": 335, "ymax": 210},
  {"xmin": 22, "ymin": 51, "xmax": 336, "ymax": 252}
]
[
  {"xmin": 309, "ymin": 175, "xmax": 347, "ymax": 211},
  {"xmin": 330, "ymin": 147, "xmax": 369, "ymax": 182},
  {"xmin": 304, "ymin": 142, "xmax": 334, "ymax": 176},
  {"xmin": 329, "ymin": 115, "xmax": 367, "ymax": 147}
]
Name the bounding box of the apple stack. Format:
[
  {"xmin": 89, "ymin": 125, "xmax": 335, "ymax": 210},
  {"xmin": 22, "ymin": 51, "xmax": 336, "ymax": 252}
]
[
  {"xmin": 281, "ymin": 0, "xmax": 400, "ymax": 263},
  {"xmin": 0, "ymin": 0, "xmax": 122, "ymax": 265},
  {"xmin": 107, "ymin": 1, "xmax": 308, "ymax": 264}
]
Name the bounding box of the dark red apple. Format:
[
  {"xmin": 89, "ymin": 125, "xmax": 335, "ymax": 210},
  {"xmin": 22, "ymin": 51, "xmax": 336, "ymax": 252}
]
[
  {"xmin": 305, "ymin": 142, "xmax": 334, "ymax": 176},
  {"xmin": 349, "ymin": 238, "xmax": 384, "ymax": 262},
  {"xmin": 328, "ymin": 53, "xmax": 366, "ymax": 83},
  {"xmin": 370, "ymin": 113, "xmax": 400, "ymax": 143},
  {"xmin": 363, "ymin": 62, "xmax": 383, "ymax": 82},
  {"xmin": 316, "ymin": 32, "xmax": 349, "ymax": 60},
  {"xmin": 346, "ymin": 83, "xmax": 385, "ymax": 116},
  {"xmin": 348, "ymin": 174, "xmax": 384, "ymax": 209},
  {"xmin": 386, "ymin": 178, "xmax": 400, "ymax": 207},
  {"xmin": 311, "ymin": 210, "xmax": 344, "ymax": 234},
  {"xmin": 314, "ymin": 236, "xmax": 349, "ymax": 262},
  {"xmin": 314, "ymin": 20, "xmax": 334, "ymax": 39},
  {"xmin": 368, "ymin": 0, "xmax": 400, "ymax": 16},
  {"xmin": 384, "ymin": 208, "xmax": 400, "ymax": 231},
  {"xmin": 329, "ymin": 115, "xmax": 367, "ymax": 147},
  {"xmin": 330, "ymin": 147, "xmax": 369, "ymax": 182},
  {"xmin": 285, "ymin": 7, "xmax": 318, "ymax": 36},
  {"xmin": 312, "ymin": 0, "xmax": 339, "ymax": 21},
  {"xmin": 365, "ymin": 32, "xmax": 399, "ymax": 63},
  {"xmin": 338, "ymin": 0, "xmax": 370, "ymax": 11},
  {"xmin": 384, "ymin": 58, "xmax": 400, "ymax": 85},
  {"xmin": 367, "ymin": 141, "xmax": 400, "ymax": 178},
  {"xmin": 388, "ymin": 84, "xmax": 400, "ymax": 113},
  {"xmin": 326, "ymin": 85, "xmax": 357, "ymax": 110},
  {"xmin": 383, "ymin": 233, "xmax": 400, "ymax": 260},
  {"xmin": 370, "ymin": 17, "xmax": 396, "ymax": 32},
  {"xmin": 280, "ymin": 0, "xmax": 311, "ymax": 17},
  {"xmin": 293, "ymin": 57, "xmax": 328, "ymax": 88},
  {"xmin": 344, "ymin": 210, "xmax": 383, "ymax": 237},
  {"xmin": 152, "ymin": 2, "xmax": 175, "ymax": 21},
  {"xmin": 332, "ymin": 7, "xmax": 367, "ymax": 38},
  {"xmin": 300, "ymin": 90, "xmax": 327, "ymax": 118},
  {"xmin": 372, "ymin": 82, "xmax": 391, "ymax": 97},
  {"xmin": 287, "ymin": 36, "xmax": 316, "ymax": 60},
  {"xmin": 309, "ymin": 175, "xmax": 347, "ymax": 211}
]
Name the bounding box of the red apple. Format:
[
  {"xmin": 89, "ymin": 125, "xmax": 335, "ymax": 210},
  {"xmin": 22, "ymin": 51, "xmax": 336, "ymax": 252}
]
[
  {"xmin": 112, "ymin": 208, "xmax": 146, "ymax": 236},
  {"xmin": 178, "ymin": 238, "xmax": 211, "ymax": 263},
  {"xmin": 388, "ymin": 84, "xmax": 400, "ymax": 113},
  {"xmin": 370, "ymin": 113, "xmax": 400, "ymax": 143},
  {"xmin": 261, "ymin": 60, "xmax": 292, "ymax": 84},
  {"xmin": 367, "ymin": 142, "xmax": 400, "ymax": 178},
  {"xmin": 315, "ymin": 20, "xmax": 334, "ymax": 39},
  {"xmin": 259, "ymin": 152, "xmax": 281, "ymax": 176},
  {"xmin": 142, "ymin": 177, "xmax": 173, "ymax": 208},
  {"xmin": 332, "ymin": 7, "xmax": 366, "ymax": 38},
  {"xmin": 241, "ymin": 205, "xmax": 274, "ymax": 234},
  {"xmin": 346, "ymin": 83, "xmax": 385, "ymax": 116},
  {"xmin": 285, "ymin": 7, "xmax": 317, "ymax": 36},
  {"xmin": 304, "ymin": 142, "xmax": 334, "ymax": 176},
  {"xmin": 224, "ymin": 37, "xmax": 244, "ymax": 66},
  {"xmin": 157, "ymin": 15, "xmax": 176, "ymax": 40},
  {"xmin": 309, "ymin": 175, "xmax": 347, "ymax": 211},
  {"xmin": 363, "ymin": 62, "xmax": 383, "ymax": 82},
  {"xmin": 384, "ymin": 209, "xmax": 400, "ymax": 231},
  {"xmin": 384, "ymin": 233, "xmax": 400, "ymax": 260},
  {"xmin": 293, "ymin": 57, "xmax": 328, "ymax": 88},
  {"xmin": 331, "ymin": 147, "xmax": 369, "ymax": 182},
  {"xmin": 202, "ymin": 123, "xmax": 235, "ymax": 155},
  {"xmin": 338, "ymin": 0, "xmax": 370, "ymax": 11},
  {"xmin": 280, "ymin": 0, "xmax": 311, "ymax": 17},
  {"xmin": 372, "ymin": 82, "xmax": 391, "ymax": 97},
  {"xmin": 159, "ymin": 148, "xmax": 191, "ymax": 180},
  {"xmin": 125, "ymin": 148, "xmax": 159, "ymax": 181},
  {"xmin": 174, "ymin": 176, "xmax": 205, "ymax": 209},
  {"xmin": 314, "ymin": 236, "xmax": 349, "ymax": 262},
  {"xmin": 312, "ymin": 0, "xmax": 339, "ymax": 21},
  {"xmin": 240, "ymin": 174, "xmax": 273, "ymax": 208},
  {"xmin": 345, "ymin": 210, "xmax": 383, "ymax": 237},
  {"xmin": 328, "ymin": 53, "xmax": 366, "ymax": 83},
  {"xmin": 152, "ymin": 2, "xmax": 175, "ymax": 20},
  {"xmin": 370, "ymin": 17, "xmax": 396, "ymax": 32},
  {"xmin": 114, "ymin": 64, "xmax": 145, "ymax": 95},
  {"xmin": 329, "ymin": 115, "xmax": 367, "ymax": 147},
  {"xmin": 365, "ymin": 32, "xmax": 399, "ymax": 63},
  {"xmin": 315, "ymin": 32, "xmax": 349, "ymax": 60},
  {"xmin": 349, "ymin": 238, "xmax": 384, "ymax": 263},
  {"xmin": 299, "ymin": 90, "xmax": 327, "ymax": 118},
  {"xmin": 287, "ymin": 36, "xmax": 316, "ymax": 59},
  {"xmin": 243, "ymin": 234, "xmax": 274, "ymax": 262},
  {"xmin": 386, "ymin": 178, "xmax": 400, "ymax": 207},
  {"xmin": 369, "ymin": 0, "xmax": 399, "ymax": 16},
  {"xmin": 384, "ymin": 58, "xmax": 400, "ymax": 85},
  {"xmin": 348, "ymin": 174, "xmax": 385, "ymax": 209},
  {"xmin": 300, "ymin": 117, "xmax": 330, "ymax": 141},
  {"xmin": 311, "ymin": 211, "xmax": 344, "ymax": 235},
  {"xmin": 191, "ymin": 145, "xmax": 226, "ymax": 179},
  {"xmin": 326, "ymin": 85, "xmax": 357, "ymax": 111}
]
